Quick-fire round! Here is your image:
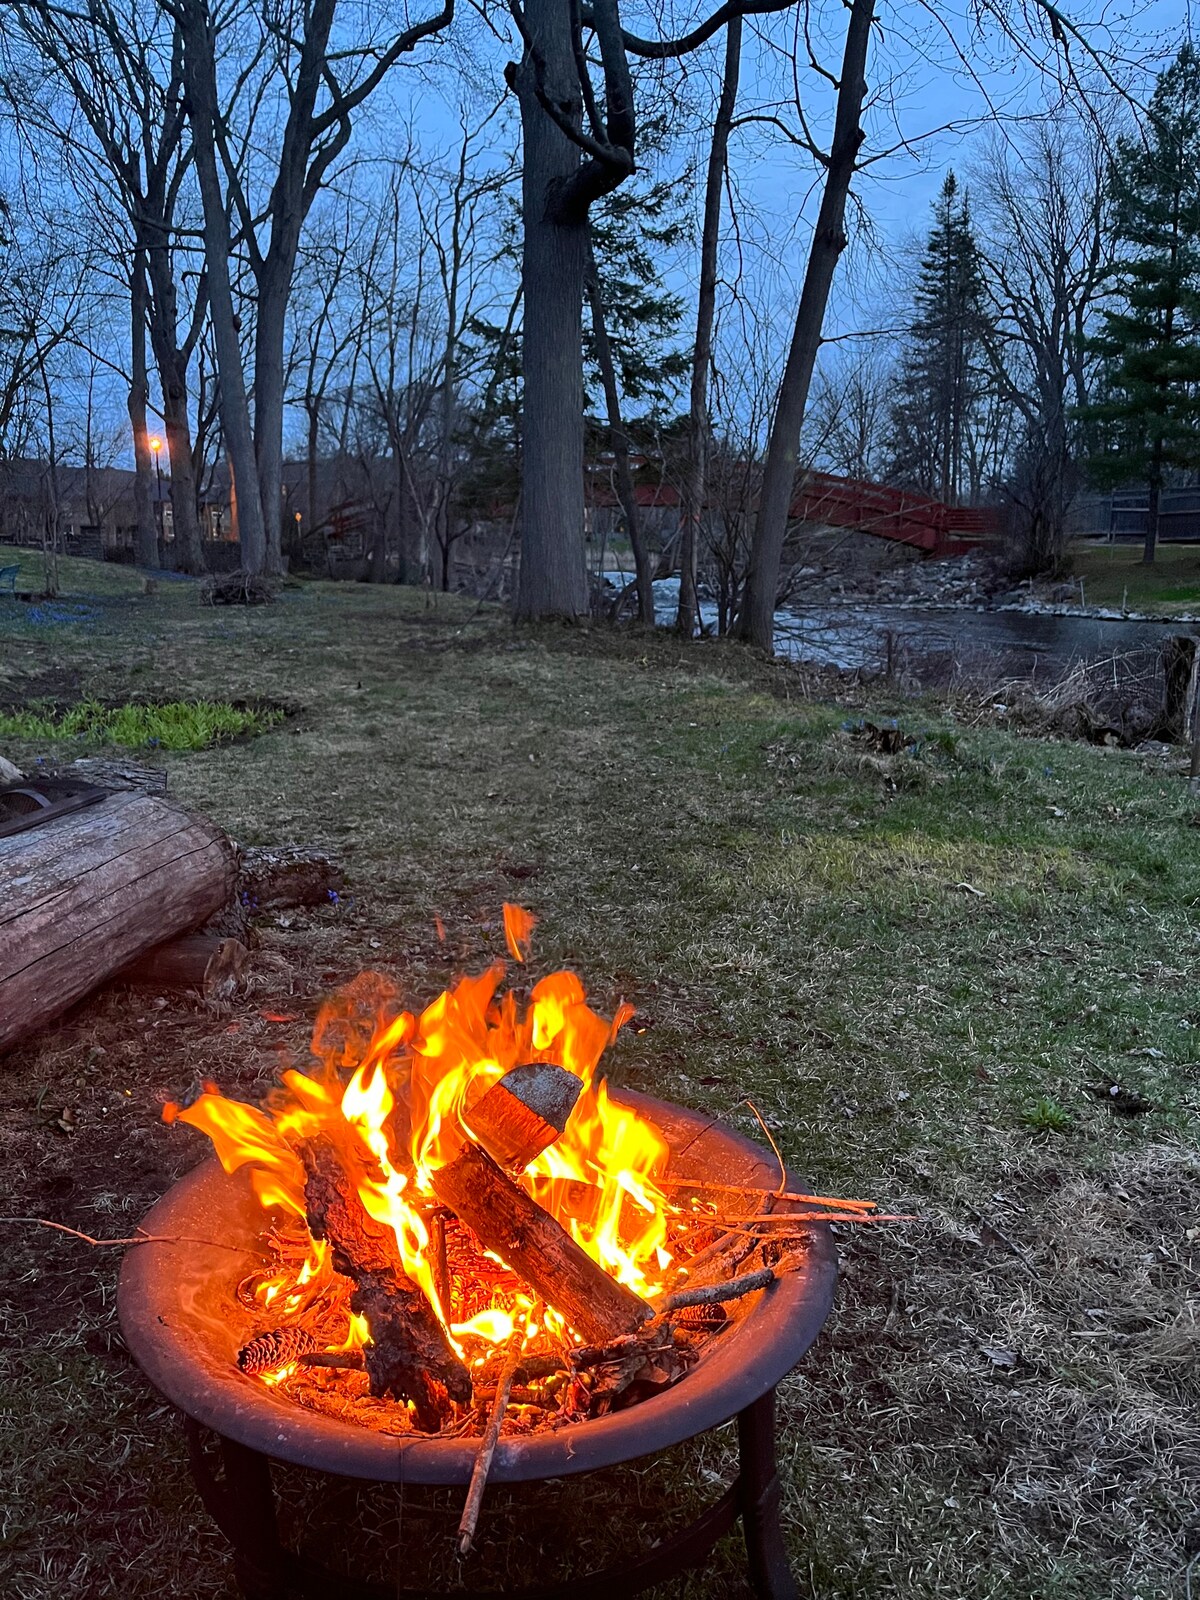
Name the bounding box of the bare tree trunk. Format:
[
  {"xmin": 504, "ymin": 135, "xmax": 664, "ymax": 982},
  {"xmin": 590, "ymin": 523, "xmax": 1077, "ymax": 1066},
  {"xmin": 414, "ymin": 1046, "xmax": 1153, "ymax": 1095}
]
[
  {"xmin": 153, "ymin": 342, "xmax": 206, "ymax": 575},
  {"xmin": 306, "ymin": 399, "xmax": 320, "ymax": 545},
  {"xmin": 127, "ymin": 251, "xmax": 160, "ymax": 569},
  {"xmin": 512, "ymin": 0, "xmax": 589, "ymax": 621},
  {"xmin": 678, "ymin": 15, "xmax": 741, "ymax": 637},
  {"xmin": 178, "ymin": 0, "xmax": 267, "ymax": 575},
  {"xmin": 735, "ymin": 0, "xmax": 874, "ymax": 651},
  {"xmin": 584, "ymin": 243, "xmax": 653, "ymax": 623},
  {"xmin": 1145, "ymin": 453, "xmax": 1161, "ymax": 567},
  {"xmin": 254, "ymin": 263, "xmax": 294, "ymax": 575}
]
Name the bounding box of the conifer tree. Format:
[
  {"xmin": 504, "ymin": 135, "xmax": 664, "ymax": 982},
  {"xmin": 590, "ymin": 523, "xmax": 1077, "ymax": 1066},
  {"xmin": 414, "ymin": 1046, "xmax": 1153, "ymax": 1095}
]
[
  {"xmin": 1082, "ymin": 44, "xmax": 1200, "ymax": 565},
  {"xmin": 887, "ymin": 172, "xmax": 993, "ymax": 504}
]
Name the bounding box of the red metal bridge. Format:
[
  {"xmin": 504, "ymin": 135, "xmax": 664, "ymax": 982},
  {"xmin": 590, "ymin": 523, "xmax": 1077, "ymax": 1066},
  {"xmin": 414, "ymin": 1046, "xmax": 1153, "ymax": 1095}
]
[
  {"xmin": 611, "ymin": 469, "xmax": 1002, "ymax": 557},
  {"xmin": 786, "ymin": 471, "xmax": 1002, "ymax": 557}
]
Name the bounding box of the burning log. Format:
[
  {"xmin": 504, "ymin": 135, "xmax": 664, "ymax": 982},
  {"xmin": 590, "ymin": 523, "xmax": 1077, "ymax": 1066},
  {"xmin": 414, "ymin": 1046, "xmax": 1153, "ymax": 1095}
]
[
  {"xmin": 465, "ymin": 1063, "xmax": 582, "ymax": 1170},
  {"xmin": 300, "ymin": 1139, "xmax": 471, "ymax": 1431},
  {"xmin": 429, "ymin": 1136, "xmax": 652, "ymax": 1347}
]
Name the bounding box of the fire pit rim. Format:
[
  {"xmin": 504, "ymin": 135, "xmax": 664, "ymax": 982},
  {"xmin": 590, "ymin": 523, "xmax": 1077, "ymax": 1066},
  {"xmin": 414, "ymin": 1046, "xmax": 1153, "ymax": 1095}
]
[{"xmin": 118, "ymin": 1089, "xmax": 837, "ymax": 1484}]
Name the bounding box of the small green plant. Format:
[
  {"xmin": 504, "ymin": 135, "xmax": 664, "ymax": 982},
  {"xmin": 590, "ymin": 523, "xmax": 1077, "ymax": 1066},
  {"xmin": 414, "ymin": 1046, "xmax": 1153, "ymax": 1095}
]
[
  {"xmin": 1021, "ymin": 1096, "xmax": 1074, "ymax": 1134},
  {"xmin": 0, "ymin": 698, "xmax": 282, "ymax": 752}
]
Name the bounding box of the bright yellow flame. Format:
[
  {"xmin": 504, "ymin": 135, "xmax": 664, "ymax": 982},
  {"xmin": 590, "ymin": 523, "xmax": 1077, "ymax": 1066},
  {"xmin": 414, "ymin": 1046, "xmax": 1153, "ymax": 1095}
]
[{"xmin": 165, "ymin": 920, "xmax": 675, "ymax": 1364}]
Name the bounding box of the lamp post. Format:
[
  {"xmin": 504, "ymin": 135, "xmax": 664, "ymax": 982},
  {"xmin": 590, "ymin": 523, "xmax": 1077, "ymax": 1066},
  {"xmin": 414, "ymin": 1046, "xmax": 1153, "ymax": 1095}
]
[{"xmin": 150, "ymin": 437, "xmax": 164, "ymax": 561}]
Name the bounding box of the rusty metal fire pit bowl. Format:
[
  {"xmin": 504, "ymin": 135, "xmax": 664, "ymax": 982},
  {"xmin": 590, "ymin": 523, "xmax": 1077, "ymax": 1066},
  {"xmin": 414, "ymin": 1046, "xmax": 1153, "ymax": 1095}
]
[{"xmin": 118, "ymin": 1089, "xmax": 837, "ymax": 1600}]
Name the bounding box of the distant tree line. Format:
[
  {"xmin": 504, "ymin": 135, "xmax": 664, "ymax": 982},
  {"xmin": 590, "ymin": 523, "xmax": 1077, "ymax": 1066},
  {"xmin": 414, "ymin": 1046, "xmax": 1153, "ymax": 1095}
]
[{"xmin": 0, "ymin": 3, "xmax": 1185, "ymax": 642}]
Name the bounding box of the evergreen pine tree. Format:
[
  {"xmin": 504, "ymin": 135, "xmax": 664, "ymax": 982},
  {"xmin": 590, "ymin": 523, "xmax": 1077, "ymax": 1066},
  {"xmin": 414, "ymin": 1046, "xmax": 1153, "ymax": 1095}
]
[
  {"xmin": 583, "ymin": 133, "xmax": 690, "ymax": 416},
  {"xmin": 887, "ymin": 172, "xmax": 992, "ymax": 504},
  {"xmin": 1081, "ymin": 44, "xmax": 1200, "ymax": 564}
]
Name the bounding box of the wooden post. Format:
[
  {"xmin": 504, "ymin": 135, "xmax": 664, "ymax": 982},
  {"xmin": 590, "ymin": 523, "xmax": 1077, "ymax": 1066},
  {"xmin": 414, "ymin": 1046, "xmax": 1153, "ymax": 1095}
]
[
  {"xmin": 0, "ymin": 789, "xmax": 236, "ymax": 1053},
  {"xmin": 1160, "ymin": 634, "xmax": 1198, "ymax": 744}
]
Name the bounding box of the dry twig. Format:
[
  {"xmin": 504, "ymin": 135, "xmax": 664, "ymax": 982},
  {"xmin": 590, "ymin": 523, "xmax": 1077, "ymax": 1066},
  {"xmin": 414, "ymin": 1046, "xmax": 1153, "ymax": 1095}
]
[{"xmin": 457, "ymin": 1325, "xmax": 526, "ymax": 1557}]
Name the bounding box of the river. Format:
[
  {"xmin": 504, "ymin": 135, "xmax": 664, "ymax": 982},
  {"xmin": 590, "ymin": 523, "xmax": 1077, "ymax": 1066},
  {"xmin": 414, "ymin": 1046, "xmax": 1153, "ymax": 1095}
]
[{"xmin": 637, "ymin": 576, "xmax": 1195, "ymax": 680}]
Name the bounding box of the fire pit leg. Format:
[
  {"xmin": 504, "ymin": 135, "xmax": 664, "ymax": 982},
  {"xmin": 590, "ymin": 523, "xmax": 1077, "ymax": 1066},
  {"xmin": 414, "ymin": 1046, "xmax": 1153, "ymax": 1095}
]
[
  {"xmin": 221, "ymin": 1437, "xmax": 287, "ymax": 1600},
  {"xmin": 737, "ymin": 1392, "xmax": 799, "ymax": 1600},
  {"xmin": 184, "ymin": 1419, "xmax": 287, "ymax": 1600}
]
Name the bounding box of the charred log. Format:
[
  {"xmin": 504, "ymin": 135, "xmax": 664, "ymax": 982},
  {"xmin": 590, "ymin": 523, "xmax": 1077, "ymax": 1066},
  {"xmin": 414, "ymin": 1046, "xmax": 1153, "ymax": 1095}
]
[
  {"xmin": 300, "ymin": 1138, "xmax": 471, "ymax": 1430},
  {"xmin": 429, "ymin": 1138, "xmax": 651, "ymax": 1346}
]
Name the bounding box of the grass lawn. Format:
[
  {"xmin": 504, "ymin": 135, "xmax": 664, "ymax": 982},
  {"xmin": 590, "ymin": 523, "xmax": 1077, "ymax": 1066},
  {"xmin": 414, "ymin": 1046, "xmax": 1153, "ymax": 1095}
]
[
  {"xmin": 1, "ymin": 566, "xmax": 1198, "ymax": 1599},
  {"xmin": 1072, "ymin": 540, "xmax": 1200, "ymax": 614}
]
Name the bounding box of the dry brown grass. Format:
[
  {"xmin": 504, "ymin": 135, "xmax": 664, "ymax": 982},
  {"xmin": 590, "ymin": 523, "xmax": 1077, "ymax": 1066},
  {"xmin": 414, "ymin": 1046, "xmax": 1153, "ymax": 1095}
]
[{"xmin": 1, "ymin": 577, "xmax": 1199, "ymax": 1598}]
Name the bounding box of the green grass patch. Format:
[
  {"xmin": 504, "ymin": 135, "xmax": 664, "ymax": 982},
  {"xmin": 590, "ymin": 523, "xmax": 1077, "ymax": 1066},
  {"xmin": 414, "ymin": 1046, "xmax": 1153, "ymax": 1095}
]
[
  {"xmin": 0, "ymin": 697, "xmax": 282, "ymax": 751},
  {"xmin": 1071, "ymin": 539, "xmax": 1200, "ymax": 612},
  {"xmin": 2, "ymin": 547, "xmax": 155, "ymax": 598},
  {"xmin": 2, "ymin": 585, "xmax": 1199, "ymax": 1599}
]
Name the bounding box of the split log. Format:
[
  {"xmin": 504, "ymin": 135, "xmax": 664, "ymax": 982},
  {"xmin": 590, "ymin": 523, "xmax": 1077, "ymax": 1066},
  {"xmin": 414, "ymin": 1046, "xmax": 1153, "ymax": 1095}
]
[
  {"xmin": 119, "ymin": 934, "xmax": 250, "ymax": 999},
  {"xmin": 465, "ymin": 1063, "xmax": 582, "ymax": 1170},
  {"xmin": 0, "ymin": 789, "xmax": 236, "ymax": 1054},
  {"xmin": 300, "ymin": 1138, "xmax": 471, "ymax": 1431},
  {"xmin": 429, "ymin": 1139, "xmax": 652, "ymax": 1346}
]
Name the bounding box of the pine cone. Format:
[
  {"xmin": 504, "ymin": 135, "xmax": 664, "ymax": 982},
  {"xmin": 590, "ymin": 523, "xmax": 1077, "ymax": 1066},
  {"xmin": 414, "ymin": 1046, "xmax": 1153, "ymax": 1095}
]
[
  {"xmin": 674, "ymin": 1303, "xmax": 728, "ymax": 1334},
  {"xmin": 236, "ymin": 1325, "xmax": 317, "ymax": 1375}
]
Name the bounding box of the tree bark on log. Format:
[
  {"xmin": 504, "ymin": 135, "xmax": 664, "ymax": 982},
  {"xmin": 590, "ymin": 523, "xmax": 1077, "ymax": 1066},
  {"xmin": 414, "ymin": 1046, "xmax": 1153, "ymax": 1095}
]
[
  {"xmin": 238, "ymin": 844, "xmax": 344, "ymax": 910},
  {"xmin": 0, "ymin": 790, "xmax": 236, "ymax": 1053},
  {"xmin": 300, "ymin": 1138, "xmax": 471, "ymax": 1430},
  {"xmin": 429, "ymin": 1138, "xmax": 652, "ymax": 1346}
]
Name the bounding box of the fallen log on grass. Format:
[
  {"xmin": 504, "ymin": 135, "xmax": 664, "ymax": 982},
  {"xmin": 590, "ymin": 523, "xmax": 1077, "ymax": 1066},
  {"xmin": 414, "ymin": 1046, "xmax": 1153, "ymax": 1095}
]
[
  {"xmin": 238, "ymin": 844, "xmax": 345, "ymax": 911},
  {"xmin": 0, "ymin": 789, "xmax": 236, "ymax": 1054}
]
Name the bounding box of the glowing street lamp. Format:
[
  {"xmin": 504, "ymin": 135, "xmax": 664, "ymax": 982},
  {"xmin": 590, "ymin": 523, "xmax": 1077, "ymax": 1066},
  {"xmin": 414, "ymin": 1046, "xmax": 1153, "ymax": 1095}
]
[{"xmin": 149, "ymin": 436, "xmax": 164, "ymax": 535}]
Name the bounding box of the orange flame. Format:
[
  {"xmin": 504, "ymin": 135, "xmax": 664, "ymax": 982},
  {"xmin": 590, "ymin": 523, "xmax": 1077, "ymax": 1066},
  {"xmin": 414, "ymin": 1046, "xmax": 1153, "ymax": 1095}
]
[
  {"xmin": 166, "ymin": 918, "xmax": 674, "ymax": 1366},
  {"xmin": 502, "ymin": 903, "xmax": 537, "ymax": 963}
]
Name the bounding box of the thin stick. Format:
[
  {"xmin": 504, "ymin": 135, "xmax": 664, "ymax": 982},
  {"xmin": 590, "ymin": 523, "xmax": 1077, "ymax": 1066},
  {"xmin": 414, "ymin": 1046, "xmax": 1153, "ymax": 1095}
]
[
  {"xmin": 741, "ymin": 1098, "xmax": 787, "ymax": 1196},
  {"xmin": 298, "ymin": 1351, "xmax": 367, "ymax": 1370},
  {"xmin": 712, "ymin": 1211, "xmax": 916, "ymax": 1225},
  {"xmin": 432, "ymin": 1212, "xmax": 450, "ymax": 1316},
  {"xmin": 457, "ymin": 1326, "xmax": 525, "ymax": 1558},
  {"xmin": 659, "ymin": 1267, "xmax": 775, "ymax": 1313},
  {"xmin": 0, "ymin": 1217, "xmax": 260, "ymax": 1254},
  {"xmin": 660, "ymin": 1179, "xmax": 878, "ymax": 1212}
]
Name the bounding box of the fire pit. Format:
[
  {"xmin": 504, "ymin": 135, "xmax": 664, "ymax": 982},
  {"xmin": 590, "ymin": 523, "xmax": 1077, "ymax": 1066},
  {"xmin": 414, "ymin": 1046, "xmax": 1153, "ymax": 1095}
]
[{"xmin": 120, "ymin": 940, "xmax": 838, "ymax": 1593}]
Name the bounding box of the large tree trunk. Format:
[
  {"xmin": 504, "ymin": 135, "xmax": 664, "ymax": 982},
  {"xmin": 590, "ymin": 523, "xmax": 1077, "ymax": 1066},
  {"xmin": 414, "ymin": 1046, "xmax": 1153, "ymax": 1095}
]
[
  {"xmin": 584, "ymin": 243, "xmax": 653, "ymax": 623},
  {"xmin": 254, "ymin": 266, "xmax": 292, "ymax": 576},
  {"xmin": 144, "ymin": 240, "xmax": 206, "ymax": 574},
  {"xmin": 513, "ymin": 0, "xmax": 589, "ymax": 622},
  {"xmin": 678, "ymin": 15, "xmax": 741, "ymax": 637},
  {"xmin": 735, "ymin": 0, "xmax": 875, "ymax": 651},
  {"xmin": 0, "ymin": 790, "xmax": 236, "ymax": 1054},
  {"xmin": 127, "ymin": 250, "xmax": 161, "ymax": 569},
  {"xmin": 178, "ymin": 1, "xmax": 267, "ymax": 575}
]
